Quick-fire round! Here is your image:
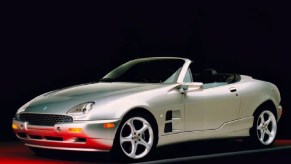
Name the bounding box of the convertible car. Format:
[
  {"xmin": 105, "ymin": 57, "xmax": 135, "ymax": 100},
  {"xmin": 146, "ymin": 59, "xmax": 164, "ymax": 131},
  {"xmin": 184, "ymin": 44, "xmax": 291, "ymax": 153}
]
[{"xmin": 12, "ymin": 57, "xmax": 282, "ymax": 160}]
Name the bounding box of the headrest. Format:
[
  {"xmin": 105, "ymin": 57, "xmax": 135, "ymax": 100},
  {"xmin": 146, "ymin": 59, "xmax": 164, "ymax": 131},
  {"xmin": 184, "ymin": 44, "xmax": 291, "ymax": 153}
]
[{"xmin": 203, "ymin": 69, "xmax": 217, "ymax": 76}]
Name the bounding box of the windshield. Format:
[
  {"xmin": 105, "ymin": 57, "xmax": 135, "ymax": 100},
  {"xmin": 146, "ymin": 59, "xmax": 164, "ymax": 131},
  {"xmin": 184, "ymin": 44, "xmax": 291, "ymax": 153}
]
[{"xmin": 100, "ymin": 59, "xmax": 185, "ymax": 83}]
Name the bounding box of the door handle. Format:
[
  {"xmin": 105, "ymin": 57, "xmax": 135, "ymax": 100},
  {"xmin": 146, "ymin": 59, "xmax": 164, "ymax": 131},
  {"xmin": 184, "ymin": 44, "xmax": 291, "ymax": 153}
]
[{"xmin": 229, "ymin": 88, "xmax": 237, "ymax": 92}]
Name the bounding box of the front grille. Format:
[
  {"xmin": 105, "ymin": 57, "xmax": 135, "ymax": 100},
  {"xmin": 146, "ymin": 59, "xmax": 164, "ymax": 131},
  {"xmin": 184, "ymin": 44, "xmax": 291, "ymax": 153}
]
[{"xmin": 19, "ymin": 113, "xmax": 73, "ymax": 126}]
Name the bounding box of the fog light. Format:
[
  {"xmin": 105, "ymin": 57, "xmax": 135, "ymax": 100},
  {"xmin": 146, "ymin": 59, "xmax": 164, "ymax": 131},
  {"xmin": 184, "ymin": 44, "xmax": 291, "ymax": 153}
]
[
  {"xmin": 12, "ymin": 123, "xmax": 18, "ymax": 130},
  {"xmin": 103, "ymin": 123, "xmax": 115, "ymax": 128},
  {"xmin": 68, "ymin": 128, "xmax": 82, "ymax": 133}
]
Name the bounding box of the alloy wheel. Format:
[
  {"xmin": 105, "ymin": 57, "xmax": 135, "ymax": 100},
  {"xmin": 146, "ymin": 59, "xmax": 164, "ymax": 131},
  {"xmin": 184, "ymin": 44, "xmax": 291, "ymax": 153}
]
[
  {"xmin": 119, "ymin": 117, "xmax": 154, "ymax": 159},
  {"xmin": 256, "ymin": 110, "xmax": 277, "ymax": 145}
]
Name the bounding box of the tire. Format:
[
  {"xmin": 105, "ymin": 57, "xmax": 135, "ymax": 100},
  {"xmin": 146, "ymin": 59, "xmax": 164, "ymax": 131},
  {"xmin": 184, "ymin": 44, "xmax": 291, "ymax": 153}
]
[
  {"xmin": 111, "ymin": 112, "xmax": 158, "ymax": 161},
  {"xmin": 249, "ymin": 109, "xmax": 277, "ymax": 146}
]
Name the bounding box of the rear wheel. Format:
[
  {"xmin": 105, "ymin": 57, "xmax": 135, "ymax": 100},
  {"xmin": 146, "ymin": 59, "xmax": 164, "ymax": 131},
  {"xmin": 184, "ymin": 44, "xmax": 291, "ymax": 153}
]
[
  {"xmin": 249, "ymin": 109, "xmax": 277, "ymax": 146},
  {"xmin": 112, "ymin": 113, "xmax": 157, "ymax": 161}
]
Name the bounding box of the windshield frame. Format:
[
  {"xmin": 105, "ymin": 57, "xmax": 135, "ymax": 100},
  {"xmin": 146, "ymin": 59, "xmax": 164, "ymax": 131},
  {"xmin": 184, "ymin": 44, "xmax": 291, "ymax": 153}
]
[{"xmin": 100, "ymin": 57, "xmax": 191, "ymax": 84}]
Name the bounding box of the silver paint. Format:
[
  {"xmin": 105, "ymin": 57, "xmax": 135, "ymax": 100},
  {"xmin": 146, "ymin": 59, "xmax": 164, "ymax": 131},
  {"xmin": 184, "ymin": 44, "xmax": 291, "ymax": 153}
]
[{"xmin": 13, "ymin": 57, "xmax": 282, "ymax": 153}]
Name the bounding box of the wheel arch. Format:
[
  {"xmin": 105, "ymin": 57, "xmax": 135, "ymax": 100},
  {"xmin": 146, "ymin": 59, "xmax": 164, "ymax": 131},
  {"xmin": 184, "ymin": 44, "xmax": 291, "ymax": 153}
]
[{"xmin": 253, "ymin": 100, "xmax": 277, "ymax": 119}]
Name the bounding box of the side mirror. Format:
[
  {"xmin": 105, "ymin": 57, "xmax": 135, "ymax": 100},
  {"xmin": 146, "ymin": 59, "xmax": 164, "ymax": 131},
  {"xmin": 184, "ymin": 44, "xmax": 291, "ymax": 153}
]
[
  {"xmin": 179, "ymin": 82, "xmax": 203, "ymax": 94},
  {"xmin": 179, "ymin": 84, "xmax": 188, "ymax": 94}
]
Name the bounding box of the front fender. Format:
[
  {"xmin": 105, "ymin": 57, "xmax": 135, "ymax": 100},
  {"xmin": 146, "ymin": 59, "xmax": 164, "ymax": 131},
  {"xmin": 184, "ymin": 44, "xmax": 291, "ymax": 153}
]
[{"xmin": 87, "ymin": 98, "xmax": 150, "ymax": 120}]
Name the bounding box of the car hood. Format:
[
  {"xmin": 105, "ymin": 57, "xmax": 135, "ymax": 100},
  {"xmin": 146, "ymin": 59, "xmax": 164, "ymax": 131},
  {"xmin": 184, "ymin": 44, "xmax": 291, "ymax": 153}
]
[{"xmin": 24, "ymin": 82, "xmax": 163, "ymax": 114}]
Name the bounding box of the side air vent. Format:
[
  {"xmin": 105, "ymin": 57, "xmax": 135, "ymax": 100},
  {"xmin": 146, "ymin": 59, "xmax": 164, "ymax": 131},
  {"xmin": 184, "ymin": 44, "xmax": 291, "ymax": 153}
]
[
  {"xmin": 164, "ymin": 122, "xmax": 172, "ymax": 133},
  {"xmin": 164, "ymin": 110, "xmax": 182, "ymax": 133},
  {"xmin": 164, "ymin": 110, "xmax": 173, "ymax": 133},
  {"xmin": 165, "ymin": 110, "xmax": 172, "ymax": 121}
]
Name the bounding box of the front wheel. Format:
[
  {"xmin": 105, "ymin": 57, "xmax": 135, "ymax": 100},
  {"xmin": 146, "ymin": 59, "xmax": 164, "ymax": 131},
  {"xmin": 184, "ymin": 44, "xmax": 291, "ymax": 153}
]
[
  {"xmin": 112, "ymin": 113, "xmax": 157, "ymax": 161},
  {"xmin": 250, "ymin": 110, "xmax": 277, "ymax": 146}
]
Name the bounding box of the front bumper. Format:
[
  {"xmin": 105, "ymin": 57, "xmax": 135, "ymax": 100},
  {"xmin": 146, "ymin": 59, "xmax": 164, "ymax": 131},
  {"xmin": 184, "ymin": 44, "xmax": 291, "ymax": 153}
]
[{"xmin": 12, "ymin": 119, "xmax": 121, "ymax": 152}]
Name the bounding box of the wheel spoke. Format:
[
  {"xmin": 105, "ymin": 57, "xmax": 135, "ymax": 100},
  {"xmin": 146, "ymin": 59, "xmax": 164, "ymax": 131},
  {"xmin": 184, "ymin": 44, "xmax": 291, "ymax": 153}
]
[
  {"xmin": 259, "ymin": 114, "xmax": 265, "ymax": 123},
  {"xmin": 139, "ymin": 138, "xmax": 151, "ymax": 150},
  {"xmin": 265, "ymin": 118, "xmax": 272, "ymax": 125},
  {"xmin": 137, "ymin": 123, "xmax": 149, "ymax": 134},
  {"xmin": 257, "ymin": 124, "xmax": 263, "ymax": 130},
  {"xmin": 120, "ymin": 135, "xmax": 132, "ymax": 143},
  {"xmin": 260, "ymin": 131, "xmax": 265, "ymax": 142},
  {"xmin": 265, "ymin": 130, "xmax": 272, "ymax": 137},
  {"xmin": 127, "ymin": 119, "xmax": 136, "ymax": 135},
  {"xmin": 129, "ymin": 141, "xmax": 138, "ymax": 157}
]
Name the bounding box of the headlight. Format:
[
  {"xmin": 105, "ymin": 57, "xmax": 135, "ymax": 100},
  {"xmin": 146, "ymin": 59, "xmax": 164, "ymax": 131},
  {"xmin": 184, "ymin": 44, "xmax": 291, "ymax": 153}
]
[{"xmin": 67, "ymin": 102, "xmax": 95, "ymax": 115}]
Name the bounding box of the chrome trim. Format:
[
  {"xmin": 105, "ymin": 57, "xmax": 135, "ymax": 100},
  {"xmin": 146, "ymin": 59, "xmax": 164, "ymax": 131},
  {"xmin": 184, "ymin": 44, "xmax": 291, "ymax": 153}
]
[
  {"xmin": 177, "ymin": 59, "xmax": 191, "ymax": 83},
  {"xmin": 18, "ymin": 112, "xmax": 71, "ymax": 116}
]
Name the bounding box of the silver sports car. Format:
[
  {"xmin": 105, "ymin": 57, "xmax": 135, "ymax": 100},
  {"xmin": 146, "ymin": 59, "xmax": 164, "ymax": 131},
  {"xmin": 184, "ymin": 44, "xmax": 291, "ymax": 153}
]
[{"xmin": 12, "ymin": 57, "xmax": 282, "ymax": 160}]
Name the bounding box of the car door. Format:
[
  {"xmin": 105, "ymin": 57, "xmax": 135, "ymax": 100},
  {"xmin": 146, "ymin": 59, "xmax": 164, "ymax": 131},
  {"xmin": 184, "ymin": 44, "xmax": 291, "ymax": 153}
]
[{"xmin": 183, "ymin": 67, "xmax": 240, "ymax": 131}]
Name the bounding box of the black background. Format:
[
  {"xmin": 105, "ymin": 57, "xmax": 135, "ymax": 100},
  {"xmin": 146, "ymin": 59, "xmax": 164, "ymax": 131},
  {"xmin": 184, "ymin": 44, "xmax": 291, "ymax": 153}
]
[{"xmin": 1, "ymin": 1, "xmax": 290, "ymax": 142}]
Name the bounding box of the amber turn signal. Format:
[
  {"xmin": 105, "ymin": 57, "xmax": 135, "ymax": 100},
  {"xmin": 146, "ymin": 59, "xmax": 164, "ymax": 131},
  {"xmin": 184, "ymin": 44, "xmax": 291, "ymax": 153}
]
[
  {"xmin": 12, "ymin": 123, "xmax": 18, "ymax": 130},
  {"xmin": 103, "ymin": 123, "xmax": 115, "ymax": 128},
  {"xmin": 68, "ymin": 128, "xmax": 82, "ymax": 133}
]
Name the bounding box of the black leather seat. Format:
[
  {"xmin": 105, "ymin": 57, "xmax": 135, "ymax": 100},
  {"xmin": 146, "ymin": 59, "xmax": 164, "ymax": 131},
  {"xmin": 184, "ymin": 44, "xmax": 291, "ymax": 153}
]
[{"xmin": 202, "ymin": 69, "xmax": 217, "ymax": 83}]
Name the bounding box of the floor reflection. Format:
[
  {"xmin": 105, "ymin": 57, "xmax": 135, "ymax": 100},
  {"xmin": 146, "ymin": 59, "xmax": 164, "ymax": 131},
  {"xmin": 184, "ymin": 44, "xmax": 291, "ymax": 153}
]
[{"xmin": 0, "ymin": 140, "xmax": 291, "ymax": 163}]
